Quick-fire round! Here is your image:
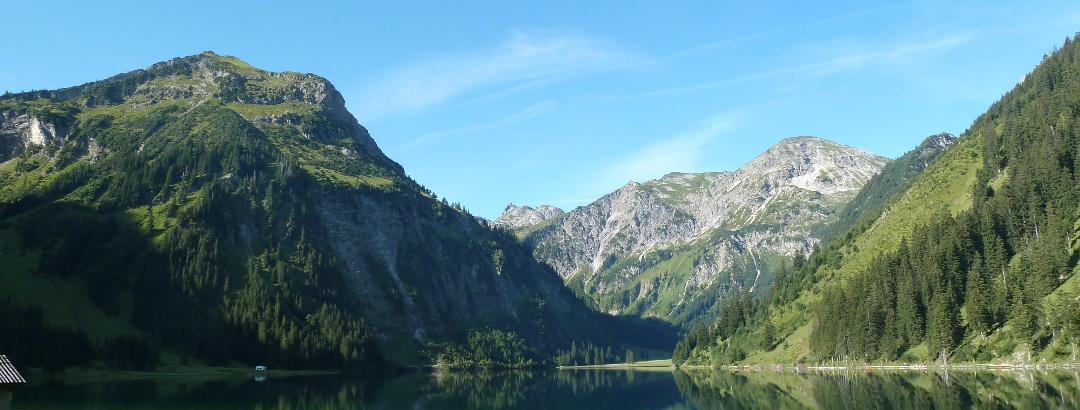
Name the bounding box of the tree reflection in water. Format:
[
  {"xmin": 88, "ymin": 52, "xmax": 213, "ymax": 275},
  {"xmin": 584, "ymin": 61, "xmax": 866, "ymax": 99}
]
[
  {"xmin": 425, "ymin": 369, "xmax": 689, "ymax": 409},
  {"xmin": 674, "ymin": 368, "xmax": 1080, "ymax": 409}
]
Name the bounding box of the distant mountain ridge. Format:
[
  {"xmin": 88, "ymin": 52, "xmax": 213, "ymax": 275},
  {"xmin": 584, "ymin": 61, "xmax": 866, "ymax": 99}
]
[{"xmin": 509, "ymin": 136, "xmax": 888, "ymax": 327}]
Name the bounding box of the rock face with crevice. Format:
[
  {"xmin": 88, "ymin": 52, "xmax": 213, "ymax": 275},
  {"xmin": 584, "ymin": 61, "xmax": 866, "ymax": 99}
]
[{"xmin": 514, "ymin": 137, "xmax": 888, "ymax": 327}]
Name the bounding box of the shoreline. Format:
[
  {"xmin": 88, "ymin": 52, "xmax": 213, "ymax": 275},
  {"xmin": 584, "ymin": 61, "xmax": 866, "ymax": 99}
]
[
  {"xmin": 31, "ymin": 360, "xmax": 1080, "ymax": 383},
  {"xmin": 23, "ymin": 365, "xmax": 340, "ymax": 385},
  {"xmin": 558, "ymin": 359, "xmax": 676, "ymax": 371},
  {"xmin": 560, "ymin": 359, "xmax": 1080, "ymax": 373},
  {"xmin": 685, "ymin": 362, "xmax": 1080, "ymax": 372}
]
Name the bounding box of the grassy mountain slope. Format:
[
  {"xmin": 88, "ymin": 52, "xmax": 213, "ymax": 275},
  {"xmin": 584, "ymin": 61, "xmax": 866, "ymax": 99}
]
[
  {"xmin": 675, "ymin": 34, "xmax": 1080, "ymax": 366},
  {"xmin": 819, "ymin": 133, "xmax": 957, "ymax": 242}
]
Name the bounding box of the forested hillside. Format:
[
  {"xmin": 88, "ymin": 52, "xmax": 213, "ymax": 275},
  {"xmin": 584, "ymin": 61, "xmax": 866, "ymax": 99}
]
[{"xmin": 676, "ymin": 34, "xmax": 1080, "ymax": 366}]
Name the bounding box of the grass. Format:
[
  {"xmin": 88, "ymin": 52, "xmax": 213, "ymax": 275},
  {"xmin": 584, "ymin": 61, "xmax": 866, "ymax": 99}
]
[
  {"xmin": 226, "ymin": 101, "xmax": 312, "ymax": 118},
  {"xmin": 640, "ymin": 172, "xmax": 724, "ymax": 202},
  {"xmin": 834, "ymin": 134, "xmax": 983, "ymax": 280},
  {"xmin": 745, "ymin": 322, "xmax": 813, "ymax": 365},
  {"xmin": 514, "ymin": 215, "xmax": 563, "ymax": 240},
  {"xmin": 559, "ymin": 358, "xmax": 675, "ymax": 371},
  {"xmin": 267, "ymin": 128, "xmax": 396, "ymax": 189},
  {"xmin": 209, "ymin": 53, "xmax": 263, "ymax": 77}
]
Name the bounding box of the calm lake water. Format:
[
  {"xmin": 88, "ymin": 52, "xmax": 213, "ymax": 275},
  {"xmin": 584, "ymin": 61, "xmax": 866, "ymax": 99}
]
[{"xmin": 10, "ymin": 368, "xmax": 1080, "ymax": 409}]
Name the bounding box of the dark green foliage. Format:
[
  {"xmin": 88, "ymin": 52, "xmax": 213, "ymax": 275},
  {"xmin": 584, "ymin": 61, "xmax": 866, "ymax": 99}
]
[
  {"xmin": 0, "ymin": 298, "xmax": 94, "ymax": 372},
  {"xmin": 553, "ymin": 340, "xmax": 618, "ymax": 366},
  {"xmin": 673, "ymin": 291, "xmax": 765, "ymax": 366},
  {"xmin": 809, "ymin": 211, "xmax": 976, "ymax": 362},
  {"xmin": 432, "ymin": 328, "xmax": 540, "ymax": 369},
  {"xmin": 101, "ymin": 335, "xmax": 159, "ymax": 370},
  {"xmin": 1046, "ymin": 286, "xmax": 1080, "ymax": 360}
]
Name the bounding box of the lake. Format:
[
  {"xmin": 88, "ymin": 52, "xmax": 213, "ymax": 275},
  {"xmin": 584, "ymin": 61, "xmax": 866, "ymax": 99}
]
[{"xmin": 9, "ymin": 368, "xmax": 1080, "ymax": 409}]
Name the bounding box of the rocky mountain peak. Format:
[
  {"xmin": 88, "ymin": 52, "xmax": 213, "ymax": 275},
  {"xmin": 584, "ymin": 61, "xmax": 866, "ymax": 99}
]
[
  {"xmin": 5, "ymin": 52, "xmax": 402, "ymax": 173},
  {"xmin": 739, "ymin": 136, "xmax": 883, "ymax": 196},
  {"xmin": 517, "ymin": 136, "xmax": 888, "ymax": 323},
  {"xmin": 926, "ymin": 132, "xmax": 957, "ymax": 150},
  {"xmin": 493, "ymin": 204, "xmax": 565, "ymax": 230}
]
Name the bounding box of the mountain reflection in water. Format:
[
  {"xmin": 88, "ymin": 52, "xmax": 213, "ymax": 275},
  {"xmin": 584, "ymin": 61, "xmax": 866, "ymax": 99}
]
[{"xmin": 12, "ymin": 368, "xmax": 1080, "ymax": 409}]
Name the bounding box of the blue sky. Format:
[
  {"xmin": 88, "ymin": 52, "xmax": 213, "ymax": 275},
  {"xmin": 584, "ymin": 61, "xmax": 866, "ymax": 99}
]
[{"xmin": 4, "ymin": 1, "xmax": 1080, "ymax": 219}]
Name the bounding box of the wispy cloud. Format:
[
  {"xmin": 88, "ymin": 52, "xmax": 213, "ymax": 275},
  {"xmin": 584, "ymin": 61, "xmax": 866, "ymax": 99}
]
[
  {"xmin": 793, "ymin": 34, "xmax": 970, "ymax": 75},
  {"xmin": 391, "ymin": 100, "xmax": 559, "ymax": 152},
  {"xmin": 354, "ymin": 31, "xmax": 626, "ymax": 121},
  {"xmin": 570, "ymin": 34, "xmax": 970, "ymax": 105},
  {"xmin": 597, "ymin": 111, "xmax": 741, "ymax": 188}
]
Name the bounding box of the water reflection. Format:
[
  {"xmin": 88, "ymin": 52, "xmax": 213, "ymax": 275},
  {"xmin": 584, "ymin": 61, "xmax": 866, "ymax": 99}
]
[
  {"xmin": 422, "ymin": 369, "xmax": 690, "ymax": 409},
  {"xmin": 14, "ymin": 375, "xmax": 381, "ymax": 410},
  {"xmin": 675, "ymin": 368, "xmax": 1080, "ymax": 409},
  {"xmin": 13, "ymin": 370, "xmax": 690, "ymax": 410},
  {"xmin": 12, "ymin": 368, "xmax": 1080, "ymax": 409}
]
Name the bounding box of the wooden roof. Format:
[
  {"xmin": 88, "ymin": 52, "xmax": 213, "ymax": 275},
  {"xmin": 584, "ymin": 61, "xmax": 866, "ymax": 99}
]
[{"xmin": 0, "ymin": 355, "xmax": 26, "ymax": 386}]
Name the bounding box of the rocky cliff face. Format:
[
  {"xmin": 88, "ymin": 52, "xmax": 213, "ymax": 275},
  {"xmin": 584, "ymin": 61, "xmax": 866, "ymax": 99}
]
[
  {"xmin": 518, "ymin": 137, "xmax": 888, "ymax": 326},
  {"xmin": 0, "ymin": 113, "xmax": 65, "ymax": 159},
  {"xmin": 317, "ymin": 192, "xmax": 585, "ymax": 342}
]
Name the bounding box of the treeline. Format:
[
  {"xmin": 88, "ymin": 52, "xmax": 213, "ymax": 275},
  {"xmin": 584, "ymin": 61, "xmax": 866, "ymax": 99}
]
[
  {"xmin": 673, "ymin": 291, "xmax": 771, "ymax": 366},
  {"xmin": 675, "ymin": 33, "xmax": 1080, "ymax": 365},
  {"xmin": 432, "ymin": 328, "xmax": 541, "ymax": 369},
  {"xmin": 553, "ymin": 340, "xmax": 620, "ymax": 366}
]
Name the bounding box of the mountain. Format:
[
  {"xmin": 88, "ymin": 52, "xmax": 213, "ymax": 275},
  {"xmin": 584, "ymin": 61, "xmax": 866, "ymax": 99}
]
[
  {"xmin": 0, "ymin": 52, "xmax": 652, "ymax": 371},
  {"xmin": 492, "ymin": 204, "xmax": 565, "ymax": 230},
  {"xmin": 675, "ymin": 34, "xmax": 1080, "ymax": 367},
  {"xmin": 512, "ymin": 136, "xmax": 887, "ymax": 328}
]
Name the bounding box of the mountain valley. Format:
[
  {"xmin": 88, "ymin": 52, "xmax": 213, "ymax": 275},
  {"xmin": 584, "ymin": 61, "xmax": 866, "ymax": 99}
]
[{"xmin": 5, "ymin": 32, "xmax": 1080, "ymax": 374}]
